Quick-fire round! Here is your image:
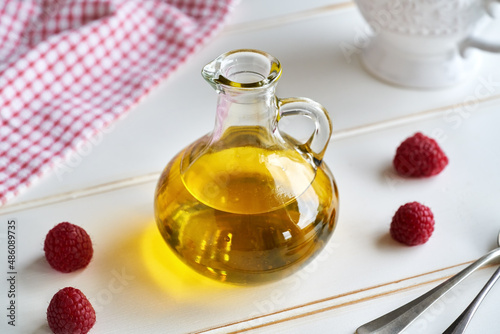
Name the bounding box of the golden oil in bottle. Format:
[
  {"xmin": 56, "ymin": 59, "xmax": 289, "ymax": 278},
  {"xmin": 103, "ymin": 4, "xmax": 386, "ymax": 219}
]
[{"xmin": 154, "ymin": 126, "xmax": 338, "ymax": 285}]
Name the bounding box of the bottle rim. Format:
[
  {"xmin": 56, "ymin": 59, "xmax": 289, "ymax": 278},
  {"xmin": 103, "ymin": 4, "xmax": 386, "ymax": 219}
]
[{"xmin": 202, "ymin": 49, "xmax": 282, "ymax": 89}]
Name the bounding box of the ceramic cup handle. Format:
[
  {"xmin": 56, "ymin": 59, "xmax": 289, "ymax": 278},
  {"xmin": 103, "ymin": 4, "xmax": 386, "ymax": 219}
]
[
  {"xmin": 485, "ymin": 0, "xmax": 500, "ymax": 16},
  {"xmin": 460, "ymin": 0, "xmax": 500, "ymax": 56},
  {"xmin": 278, "ymin": 97, "xmax": 332, "ymax": 164}
]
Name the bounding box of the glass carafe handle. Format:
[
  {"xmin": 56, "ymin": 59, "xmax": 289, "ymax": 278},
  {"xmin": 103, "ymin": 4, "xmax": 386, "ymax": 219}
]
[{"xmin": 278, "ymin": 97, "xmax": 332, "ymax": 164}]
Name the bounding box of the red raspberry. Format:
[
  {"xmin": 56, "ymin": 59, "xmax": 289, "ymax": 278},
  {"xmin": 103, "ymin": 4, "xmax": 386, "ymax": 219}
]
[
  {"xmin": 47, "ymin": 287, "xmax": 96, "ymax": 334},
  {"xmin": 393, "ymin": 132, "xmax": 448, "ymax": 177},
  {"xmin": 390, "ymin": 202, "xmax": 435, "ymax": 246},
  {"xmin": 44, "ymin": 222, "xmax": 93, "ymax": 273}
]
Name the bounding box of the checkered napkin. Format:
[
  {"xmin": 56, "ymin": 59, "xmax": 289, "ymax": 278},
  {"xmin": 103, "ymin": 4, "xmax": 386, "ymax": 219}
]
[{"xmin": 0, "ymin": 0, "xmax": 239, "ymax": 205}]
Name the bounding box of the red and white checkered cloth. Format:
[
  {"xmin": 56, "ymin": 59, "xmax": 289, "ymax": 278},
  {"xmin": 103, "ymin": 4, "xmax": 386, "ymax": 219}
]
[{"xmin": 0, "ymin": 0, "xmax": 239, "ymax": 205}]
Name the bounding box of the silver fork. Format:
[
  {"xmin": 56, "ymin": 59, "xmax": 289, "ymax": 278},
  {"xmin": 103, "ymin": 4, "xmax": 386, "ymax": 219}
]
[
  {"xmin": 443, "ymin": 232, "xmax": 500, "ymax": 333},
  {"xmin": 356, "ymin": 232, "xmax": 500, "ymax": 334}
]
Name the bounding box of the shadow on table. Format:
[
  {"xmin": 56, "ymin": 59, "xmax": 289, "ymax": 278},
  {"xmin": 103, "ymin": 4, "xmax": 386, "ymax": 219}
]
[
  {"xmin": 376, "ymin": 232, "xmax": 401, "ymax": 249},
  {"xmin": 31, "ymin": 323, "xmax": 51, "ymax": 334},
  {"xmin": 98, "ymin": 221, "xmax": 236, "ymax": 305}
]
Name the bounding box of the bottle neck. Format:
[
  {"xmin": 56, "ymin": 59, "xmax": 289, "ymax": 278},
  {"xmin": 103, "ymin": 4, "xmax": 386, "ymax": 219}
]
[{"xmin": 211, "ymin": 85, "xmax": 278, "ymax": 141}]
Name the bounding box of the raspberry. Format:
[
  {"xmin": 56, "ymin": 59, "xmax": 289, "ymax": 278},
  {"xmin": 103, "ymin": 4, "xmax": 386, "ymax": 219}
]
[
  {"xmin": 47, "ymin": 287, "xmax": 96, "ymax": 334},
  {"xmin": 393, "ymin": 132, "xmax": 448, "ymax": 177},
  {"xmin": 390, "ymin": 202, "xmax": 435, "ymax": 246},
  {"xmin": 44, "ymin": 222, "xmax": 93, "ymax": 273}
]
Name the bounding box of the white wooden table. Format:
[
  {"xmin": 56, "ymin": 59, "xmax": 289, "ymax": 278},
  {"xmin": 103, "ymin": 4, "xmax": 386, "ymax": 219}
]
[{"xmin": 2, "ymin": 1, "xmax": 500, "ymax": 333}]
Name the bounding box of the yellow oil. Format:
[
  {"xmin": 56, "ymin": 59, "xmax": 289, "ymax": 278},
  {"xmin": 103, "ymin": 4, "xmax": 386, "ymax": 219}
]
[{"xmin": 154, "ymin": 126, "xmax": 339, "ymax": 284}]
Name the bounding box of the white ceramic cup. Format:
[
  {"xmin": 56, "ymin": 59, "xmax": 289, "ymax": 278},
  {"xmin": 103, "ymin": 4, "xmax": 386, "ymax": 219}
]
[{"xmin": 354, "ymin": 0, "xmax": 500, "ymax": 89}]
